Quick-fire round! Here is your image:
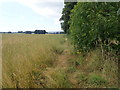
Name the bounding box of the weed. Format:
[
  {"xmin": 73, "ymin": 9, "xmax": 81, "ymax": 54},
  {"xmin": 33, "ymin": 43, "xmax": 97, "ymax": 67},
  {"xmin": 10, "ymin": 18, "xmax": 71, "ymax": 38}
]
[
  {"xmin": 50, "ymin": 68, "xmax": 71, "ymax": 88},
  {"xmin": 67, "ymin": 66, "xmax": 76, "ymax": 73},
  {"xmin": 88, "ymin": 74, "xmax": 107, "ymax": 86},
  {"xmin": 78, "ymin": 74, "xmax": 88, "ymax": 82},
  {"xmin": 51, "ymin": 45, "xmax": 64, "ymax": 54}
]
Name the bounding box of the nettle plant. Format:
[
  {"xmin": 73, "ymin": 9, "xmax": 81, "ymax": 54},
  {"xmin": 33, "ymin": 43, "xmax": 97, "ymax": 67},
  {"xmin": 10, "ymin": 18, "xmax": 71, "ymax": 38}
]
[{"xmin": 69, "ymin": 2, "xmax": 119, "ymax": 53}]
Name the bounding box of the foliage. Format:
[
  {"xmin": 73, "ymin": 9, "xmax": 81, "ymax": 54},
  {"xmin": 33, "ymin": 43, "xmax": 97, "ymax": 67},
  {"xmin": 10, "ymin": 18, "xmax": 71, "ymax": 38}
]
[
  {"xmin": 51, "ymin": 45, "xmax": 64, "ymax": 54},
  {"xmin": 67, "ymin": 66, "xmax": 76, "ymax": 73},
  {"xmin": 69, "ymin": 2, "xmax": 119, "ymax": 53},
  {"xmin": 88, "ymin": 74, "xmax": 107, "ymax": 86},
  {"xmin": 77, "ymin": 73, "xmax": 88, "ymax": 85},
  {"xmin": 60, "ymin": 2, "xmax": 77, "ymax": 34},
  {"xmin": 50, "ymin": 69, "xmax": 71, "ymax": 88}
]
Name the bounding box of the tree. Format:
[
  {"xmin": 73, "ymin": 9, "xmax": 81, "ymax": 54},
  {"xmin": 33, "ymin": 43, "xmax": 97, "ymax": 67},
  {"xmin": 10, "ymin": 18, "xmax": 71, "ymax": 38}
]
[{"xmin": 60, "ymin": 2, "xmax": 77, "ymax": 34}]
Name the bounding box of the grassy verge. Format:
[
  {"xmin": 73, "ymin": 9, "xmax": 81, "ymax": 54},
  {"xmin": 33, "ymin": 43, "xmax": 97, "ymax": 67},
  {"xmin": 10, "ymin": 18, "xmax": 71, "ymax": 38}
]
[{"xmin": 67, "ymin": 48, "xmax": 118, "ymax": 88}]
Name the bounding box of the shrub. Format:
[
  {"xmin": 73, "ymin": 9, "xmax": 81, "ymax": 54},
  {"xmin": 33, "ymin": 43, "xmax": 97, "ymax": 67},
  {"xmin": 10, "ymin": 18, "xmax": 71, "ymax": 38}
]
[{"xmin": 69, "ymin": 2, "xmax": 119, "ymax": 53}]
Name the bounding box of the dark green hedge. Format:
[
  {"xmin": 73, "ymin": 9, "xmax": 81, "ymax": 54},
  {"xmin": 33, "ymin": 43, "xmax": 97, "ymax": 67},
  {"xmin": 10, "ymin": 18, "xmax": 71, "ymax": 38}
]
[{"xmin": 69, "ymin": 2, "xmax": 119, "ymax": 53}]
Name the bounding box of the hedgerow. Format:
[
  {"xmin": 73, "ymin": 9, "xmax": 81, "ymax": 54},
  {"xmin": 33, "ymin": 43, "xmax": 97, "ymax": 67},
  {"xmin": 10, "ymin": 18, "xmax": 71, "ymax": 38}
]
[{"xmin": 69, "ymin": 2, "xmax": 119, "ymax": 53}]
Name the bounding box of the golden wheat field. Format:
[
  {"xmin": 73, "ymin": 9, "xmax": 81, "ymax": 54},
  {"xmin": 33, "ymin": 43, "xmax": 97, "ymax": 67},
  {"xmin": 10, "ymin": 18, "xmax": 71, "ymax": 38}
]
[{"xmin": 2, "ymin": 34, "xmax": 118, "ymax": 88}]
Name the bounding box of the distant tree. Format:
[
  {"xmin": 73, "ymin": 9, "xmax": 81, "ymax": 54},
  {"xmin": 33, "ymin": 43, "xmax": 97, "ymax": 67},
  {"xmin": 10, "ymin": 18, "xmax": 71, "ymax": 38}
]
[
  {"xmin": 34, "ymin": 30, "xmax": 46, "ymax": 34},
  {"xmin": 59, "ymin": 2, "xmax": 77, "ymax": 34},
  {"xmin": 18, "ymin": 31, "xmax": 23, "ymax": 33},
  {"xmin": 8, "ymin": 31, "xmax": 11, "ymax": 33},
  {"xmin": 25, "ymin": 31, "xmax": 32, "ymax": 34}
]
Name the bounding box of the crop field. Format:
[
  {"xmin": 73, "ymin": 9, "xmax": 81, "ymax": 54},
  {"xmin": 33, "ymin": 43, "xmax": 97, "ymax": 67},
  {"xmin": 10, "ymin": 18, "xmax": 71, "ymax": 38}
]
[{"xmin": 2, "ymin": 34, "xmax": 118, "ymax": 88}]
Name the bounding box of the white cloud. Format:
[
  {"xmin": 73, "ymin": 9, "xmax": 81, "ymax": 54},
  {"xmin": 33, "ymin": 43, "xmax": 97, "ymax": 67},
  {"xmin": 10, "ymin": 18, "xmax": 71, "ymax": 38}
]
[
  {"xmin": 0, "ymin": 0, "xmax": 64, "ymax": 18},
  {"xmin": 0, "ymin": 0, "xmax": 64, "ymax": 31}
]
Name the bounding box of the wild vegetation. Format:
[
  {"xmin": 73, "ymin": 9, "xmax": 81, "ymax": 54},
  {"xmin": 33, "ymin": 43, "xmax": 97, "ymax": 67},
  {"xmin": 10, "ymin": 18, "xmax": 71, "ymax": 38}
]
[
  {"xmin": 69, "ymin": 2, "xmax": 119, "ymax": 53},
  {"xmin": 2, "ymin": 34, "xmax": 65, "ymax": 88},
  {"xmin": 59, "ymin": 2, "xmax": 77, "ymax": 34},
  {"xmin": 61, "ymin": 2, "xmax": 119, "ymax": 88},
  {"xmin": 2, "ymin": 34, "xmax": 118, "ymax": 88},
  {"xmin": 2, "ymin": 1, "xmax": 119, "ymax": 89}
]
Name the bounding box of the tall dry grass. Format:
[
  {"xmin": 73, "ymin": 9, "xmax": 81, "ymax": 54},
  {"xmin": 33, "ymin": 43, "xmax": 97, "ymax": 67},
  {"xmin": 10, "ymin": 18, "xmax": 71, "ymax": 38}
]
[
  {"xmin": 2, "ymin": 34, "xmax": 65, "ymax": 88},
  {"xmin": 2, "ymin": 34, "xmax": 118, "ymax": 88}
]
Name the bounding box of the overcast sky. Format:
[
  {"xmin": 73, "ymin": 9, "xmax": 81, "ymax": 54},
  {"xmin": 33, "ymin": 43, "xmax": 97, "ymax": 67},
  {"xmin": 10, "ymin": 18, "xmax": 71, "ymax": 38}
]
[{"xmin": 0, "ymin": 0, "xmax": 64, "ymax": 32}]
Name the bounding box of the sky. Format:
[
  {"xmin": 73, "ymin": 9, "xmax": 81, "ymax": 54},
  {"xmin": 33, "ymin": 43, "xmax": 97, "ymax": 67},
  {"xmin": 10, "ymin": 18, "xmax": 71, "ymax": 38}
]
[{"xmin": 0, "ymin": 0, "xmax": 64, "ymax": 32}]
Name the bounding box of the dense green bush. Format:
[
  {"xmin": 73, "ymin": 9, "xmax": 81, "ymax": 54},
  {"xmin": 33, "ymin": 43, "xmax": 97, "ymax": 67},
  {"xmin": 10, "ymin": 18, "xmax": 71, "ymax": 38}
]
[{"xmin": 69, "ymin": 2, "xmax": 119, "ymax": 53}]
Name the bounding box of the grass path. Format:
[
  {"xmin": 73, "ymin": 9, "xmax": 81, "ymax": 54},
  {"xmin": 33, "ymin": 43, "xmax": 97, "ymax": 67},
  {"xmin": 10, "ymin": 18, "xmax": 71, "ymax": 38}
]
[
  {"xmin": 56, "ymin": 49, "xmax": 69, "ymax": 68},
  {"xmin": 40, "ymin": 40, "xmax": 78, "ymax": 88}
]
